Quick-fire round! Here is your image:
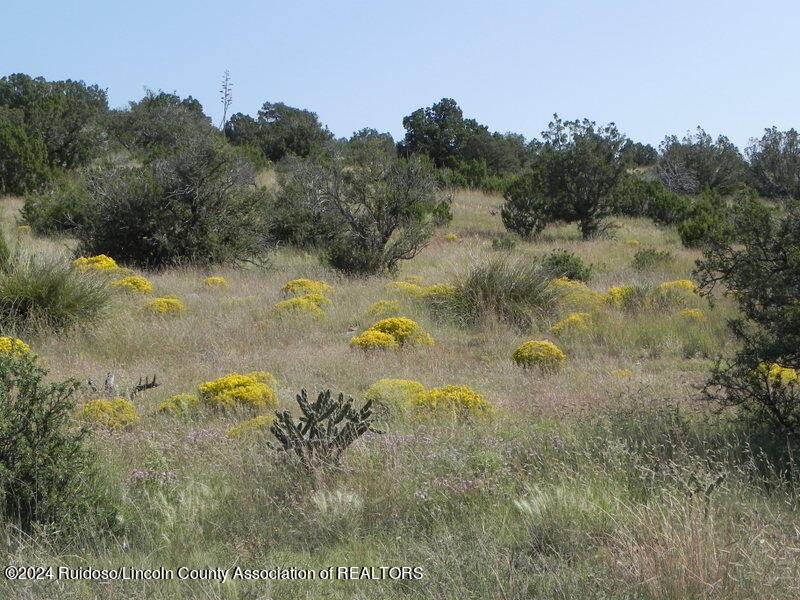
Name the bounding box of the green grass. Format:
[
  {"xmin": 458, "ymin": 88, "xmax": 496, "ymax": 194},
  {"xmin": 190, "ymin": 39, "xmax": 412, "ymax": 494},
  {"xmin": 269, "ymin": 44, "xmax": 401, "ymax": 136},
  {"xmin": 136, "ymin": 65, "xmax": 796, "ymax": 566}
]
[{"xmin": 0, "ymin": 191, "xmax": 797, "ymax": 599}]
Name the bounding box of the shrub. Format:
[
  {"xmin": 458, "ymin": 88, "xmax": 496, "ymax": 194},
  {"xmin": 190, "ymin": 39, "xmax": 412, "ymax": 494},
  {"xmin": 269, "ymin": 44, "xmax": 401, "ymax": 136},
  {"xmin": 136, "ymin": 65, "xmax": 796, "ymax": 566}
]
[
  {"xmin": 76, "ymin": 135, "xmax": 272, "ymax": 269},
  {"xmin": 203, "ymin": 276, "xmax": 228, "ymax": 289},
  {"xmin": 281, "ymin": 278, "xmax": 332, "ymax": 297},
  {"xmin": 366, "ymin": 300, "xmax": 400, "ymax": 318},
  {"xmin": 0, "ymin": 114, "xmax": 48, "ymax": 196},
  {"xmin": 501, "ymin": 173, "xmax": 552, "ymax": 239},
  {"xmin": 269, "ymin": 388, "xmax": 380, "ymax": 469},
  {"xmin": 679, "ymin": 308, "xmax": 706, "ymax": 321},
  {"xmin": 443, "ymin": 233, "xmax": 459, "ymax": 242},
  {"xmin": 551, "ymin": 277, "xmax": 606, "ymax": 312},
  {"xmin": 227, "ymin": 414, "xmax": 275, "ymax": 438},
  {"xmin": 113, "ymin": 276, "xmax": 153, "ymax": 294},
  {"xmin": 632, "ymin": 248, "xmax": 675, "ymax": 271},
  {"xmin": 21, "ymin": 173, "xmax": 91, "ymax": 234},
  {"xmin": 80, "ymin": 398, "xmax": 140, "ymax": 429},
  {"xmin": 549, "ymin": 312, "xmax": 594, "ymax": 335},
  {"xmin": 73, "ymin": 254, "xmax": 120, "ymax": 272},
  {"xmin": 278, "ymin": 152, "xmax": 449, "ymax": 275},
  {"xmin": 0, "ymin": 256, "xmax": 112, "ymax": 331},
  {"xmin": 363, "ymin": 379, "xmax": 426, "ymax": 416},
  {"xmin": 156, "ymin": 394, "xmax": 199, "ymax": 416},
  {"xmin": 651, "ymin": 280, "xmax": 699, "ymax": 308},
  {"xmin": 513, "ymin": 340, "xmax": 567, "ymax": 370},
  {"xmin": 348, "ymin": 330, "xmax": 399, "ymax": 351},
  {"xmin": 198, "ymin": 372, "xmax": 278, "ymax": 412},
  {"xmin": 413, "ymin": 385, "xmax": 493, "ymax": 420},
  {"xmin": 604, "ymin": 285, "xmax": 639, "ymax": 309},
  {"xmin": 491, "ymin": 233, "xmax": 518, "ymax": 251},
  {"xmin": 541, "ymin": 249, "xmax": 593, "ymax": 282},
  {"xmin": 0, "ymin": 349, "xmax": 111, "ymax": 531},
  {"xmin": 271, "ymin": 294, "xmax": 329, "ymax": 320},
  {"xmin": 451, "ymin": 256, "xmax": 556, "ymax": 330},
  {"xmin": 146, "ymin": 297, "xmax": 186, "ymax": 314},
  {"xmin": 386, "ymin": 280, "xmax": 426, "ymax": 298},
  {"xmin": 367, "ymin": 317, "xmax": 434, "ymax": 347},
  {"xmin": 0, "ymin": 337, "xmax": 31, "ymax": 356}
]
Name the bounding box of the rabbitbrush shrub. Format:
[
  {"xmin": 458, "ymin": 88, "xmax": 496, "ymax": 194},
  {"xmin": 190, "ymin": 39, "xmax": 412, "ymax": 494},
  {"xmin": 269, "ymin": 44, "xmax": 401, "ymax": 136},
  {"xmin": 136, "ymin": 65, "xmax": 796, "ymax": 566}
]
[{"xmin": 0, "ymin": 348, "xmax": 113, "ymax": 532}]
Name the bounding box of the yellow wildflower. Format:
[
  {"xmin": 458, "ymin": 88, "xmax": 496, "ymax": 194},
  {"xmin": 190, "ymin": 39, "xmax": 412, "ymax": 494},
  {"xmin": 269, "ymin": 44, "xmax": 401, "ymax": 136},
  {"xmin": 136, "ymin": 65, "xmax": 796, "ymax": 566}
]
[
  {"xmin": 366, "ymin": 300, "xmax": 400, "ymax": 317},
  {"xmin": 271, "ymin": 294, "xmax": 329, "ymax": 319},
  {"xmin": 551, "ymin": 277, "xmax": 605, "ymax": 310},
  {"xmin": 349, "ymin": 330, "xmax": 400, "ymax": 350},
  {"xmin": 605, "ymin": 286, "xmax": 636, "ymax": 308},
  {"xmin": 281, "ymin": 278, "xmax": 332, "ymax": 297},
  {"xmin": 679, "ymin": 308, "xmax": 706, "ymax": 321},
  {"xmin": 80, "ymin": 398, "xmax": 140, "ymax": 429},
  {"xmin": 227, "ymin": 414, "xmax": 275, "ymax": 438},
  {"xmin": 198, "ymin": 372, "xmax": 278, "ymax": 412},
  {"xmin": 549, "ymin": 312, "xmax": 593, "ymax": 335},
  {"xmin": 73, "ymin": 254, "xmax": 119, "ymax": 272},
  {"xmin": 386, "ymin": 281, "xmax": 426, "ymax": 298},
  {"xmin": 364, "ymin": 379, "xmax": 426, "ymax": 413},
  {"xmin": 412, "ymin": 385, "xmax": 493, "ymax": 419},
  {"xmin": 147, "ymin": 297, "xmax": 186, "ymax": 314},
  {"xmin": 0, "ymin": 337, "xmax": 31, "ymax": 356},
  {"xmin": 113, "ymin": 276, "xmax": 153, "ymax": 294},
  {"xmin": 611, "ymin": 369, "xmax": 633, "ymax": 378},
  {"xmin": 368, "ymin": 317, "xmax": 435, "ymax": 347},
  {"xmin": 402, "ymin": 276, "xmax": 426, "ymax": 286},
  {"xmin": 156, "ymin": 394, "xmax": 199, "ymax": 416},
  {"xmin": 203, "ymin": 276, "xmax": 228, "ymax": 289},
  {"xmin": 443, "ymin": 233, "xmax": 459, "ymax": 242},
  {"xmin": 513, "ymin": 340, "xmax": 567, "ymax": 370},
  {"xmin": 18, "ymin": 225, "xmax": 31, "ymax": 233},
  {"xmin": 755, "ymin": 363, "xmax": 798, "ymax": 385}
]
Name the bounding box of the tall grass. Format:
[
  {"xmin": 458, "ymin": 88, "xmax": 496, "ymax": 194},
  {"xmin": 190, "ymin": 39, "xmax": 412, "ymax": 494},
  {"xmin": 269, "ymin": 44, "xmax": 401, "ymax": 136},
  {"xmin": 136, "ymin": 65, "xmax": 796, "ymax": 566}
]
[
  {"xmin": 0, "ymin": 255, "xmax": 112, "ymax": 331},
  {"xmin": 449, "ymin": 255, "xmax": 556, "ymax": 331}
]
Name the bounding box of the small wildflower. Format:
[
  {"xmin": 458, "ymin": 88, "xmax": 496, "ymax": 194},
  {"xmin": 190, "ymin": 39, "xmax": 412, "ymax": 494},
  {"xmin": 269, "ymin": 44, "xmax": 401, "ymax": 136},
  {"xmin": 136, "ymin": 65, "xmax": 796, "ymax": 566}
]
[
  {"xmin": 366, "ymin": 300, "xmax": 400, "ymax": 317},
  {"xmin": 281, "ymin": 278, "xmax": 332, "ymax": 297},
  {"xmin": 443, "ymin": 233, "xmax": 459, "ymax": 242},
  {"xmin": 0, "ymin": 337, "xmax": 31, "ymax": 356},
  {"xmin": 73, "ymin": 254, "xmax": 119, "ymax": 272},
  {"xmin": 80, "ymin": 398, "xmax": 140, "ymax": 429},
  {"xmin": 549, "ymin": 312, "xmax": 593, "ymax": 335},
  {"xmin": 198, "ymin": 372, "xmax": 278, "ymax": 412},
  {"xmin": 147, "ymin": 297, "xmax": 186, "ymax": 314},
  {"xmin": 679, "ymin": 308, "xmax": 706, "ymax": 321}
]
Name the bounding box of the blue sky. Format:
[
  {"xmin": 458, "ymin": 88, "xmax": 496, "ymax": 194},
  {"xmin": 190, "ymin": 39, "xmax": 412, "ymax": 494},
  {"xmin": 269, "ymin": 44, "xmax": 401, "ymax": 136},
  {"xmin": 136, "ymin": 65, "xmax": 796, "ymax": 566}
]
[{"xmin": 3, "ymin": 1, "xmax": 798, "ymax": 149}]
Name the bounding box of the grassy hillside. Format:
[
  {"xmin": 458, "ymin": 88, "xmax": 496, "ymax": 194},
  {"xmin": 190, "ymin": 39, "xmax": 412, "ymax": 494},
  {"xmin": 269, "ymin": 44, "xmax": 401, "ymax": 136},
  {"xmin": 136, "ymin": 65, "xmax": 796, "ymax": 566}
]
[{"xmin": 1, "ymin": 189, "xmax": 798, "ymax": 600}]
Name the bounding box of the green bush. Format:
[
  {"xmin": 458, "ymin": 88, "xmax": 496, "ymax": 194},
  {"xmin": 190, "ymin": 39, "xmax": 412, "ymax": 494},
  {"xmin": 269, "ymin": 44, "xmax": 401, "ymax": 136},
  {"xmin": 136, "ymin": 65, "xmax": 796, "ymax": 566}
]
[
  {"xmin": 0, "ymin": 350, "xmax": 114, "ymax": 532},
  {"xmin": 490, "ymin": 232, "xmax": 518, "ymax": 251},
  {"xmin": 541, "ymin": 249, "xmax": 593, "ymax": 281},
  {"xmin": 500, "ymin": 172, "xmax": 552, "ymax": 239},
  {"xmin": 21, "ymin": 172, "xmax": 92, "ymax": 234},
  {"xmin": 0, "ymin": 256, "xmax": 111, "ymax": 331},
  {"xmin": 631, "ymin": 248, "xmax": 675, "ymax": 271},
  {"xmin": 449, "ymin": 255, "xmax": 556, "ymax": 330},
  {"xmin": 77, "ymin": 134, "xmax": 272, "ymax": 268},
  {"xmin": 612, "ymin": 174, "xmax": 691, "ymax": 226}
]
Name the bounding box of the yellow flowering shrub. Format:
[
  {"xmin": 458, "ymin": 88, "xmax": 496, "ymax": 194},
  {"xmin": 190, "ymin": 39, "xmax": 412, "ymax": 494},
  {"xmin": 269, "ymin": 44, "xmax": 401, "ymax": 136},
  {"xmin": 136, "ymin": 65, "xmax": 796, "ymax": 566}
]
[
  {"xmin": 549, "ymin": 312, "xmax": 593, "ymax": 335},
  {"xmin": 0, "ymin": 337, "xmax": 31, "ymax": 356},
  {"xmin": 73, "ymin": 254, "xmax": 119, "ymax": 272},
  {"xmin": 366, "ymin": 300, "xmax": 400, "ymax": 317},
  {"xmin": 80, "ymin": 398, "xmax": 140, "ymax": 429},
  {"xmin": 203, "ymin": 276, "xmax": 228, "ymax": 289},
  {"xmin": 754, "ymin": 363, "xmax": 798, "ymax": 385},
  {"xmin": 626, "ymin": 239, "xmax": 640, "ymax": 246},
  {"xmin": 271, "ymin": 294, "xmax": 330, "ymax": 319},
  {"xmin": 18, "ymin": 225, "xmax": 31, "ymax": 233},
  {"xmin": 386, "ymin": 281, "xmax": 425, "ymax": 298},
  {"xmin": 364, "ymin": 379, "xmax": 426, "ymax": 412},
  {"xmin": 412, "ymin": 385, "xmax": 494, "ymax": 419},
  {"xmin": 611, "ymin": 369, "xmax": 633, "ymax": 378},
  {"xmin": 421, "ymin": 283, "xmax": 458, "ymax": 301},
  {"xmin": 368, "ymin": 317, "xmax": 435, "ymax": 347},
  {"xmin": 281, "ymin": 278, "xmax": 332, "ymax": 297},
  {"xmin": 513, "ymin": 340, "xmax": 567, "ymax": 370},
  {"xmin": 156, "ymin": 394, "xmax": 199, "ymax": 415},
  {"xmin": 443, "ymin": 233, "xmax": 459, "ymax": 241},
  {"xmin": 147, "ymin": 297, "xmax": 186, "ymax": 314},
  {"xmin": 651, "ymin": 279, "xmax": 700, "ymax": 307},
  {"xmin": 679, "ymin": 308, "xmax": 706, "ymax": 321},
  {"xmin": 198, "ymin": 372, "xmax": 278, "ymax": 412},
  {"xmin": 605, "ymin": 286, "xmax": 636, "ymax": 308},
  {"xmin": 349, "ymin": 330, "xmax": 400, "ymax": 350},
  {"xmin": 402, "ymin": 275, "xmax": 426, "ymax": 286},
  {"xmin": 113, "ymin": 276, "xmax": 153, "ymax": 294},
  {"xmin": 227, "ymin": 414, "xmax": 275, "ymax": 438},
  {"xmin": 551, "ymin": 277, "xmax": 605, "ymax": 310}
]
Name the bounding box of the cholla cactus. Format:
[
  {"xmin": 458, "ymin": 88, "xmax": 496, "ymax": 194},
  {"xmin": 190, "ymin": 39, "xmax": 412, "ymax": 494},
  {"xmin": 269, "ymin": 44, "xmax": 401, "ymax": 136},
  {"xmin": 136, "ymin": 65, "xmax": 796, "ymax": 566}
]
[{"xmin": 269, "ymin": 389, "xmax": 381, "ymax": 469}]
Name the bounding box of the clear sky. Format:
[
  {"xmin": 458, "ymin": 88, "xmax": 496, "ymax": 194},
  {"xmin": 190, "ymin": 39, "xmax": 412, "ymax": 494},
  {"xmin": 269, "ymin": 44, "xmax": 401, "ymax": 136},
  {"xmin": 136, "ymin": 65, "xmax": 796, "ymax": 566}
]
[{"xmin": 3, "ymin": 0, "xmax": 797, "ymax": 149}]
